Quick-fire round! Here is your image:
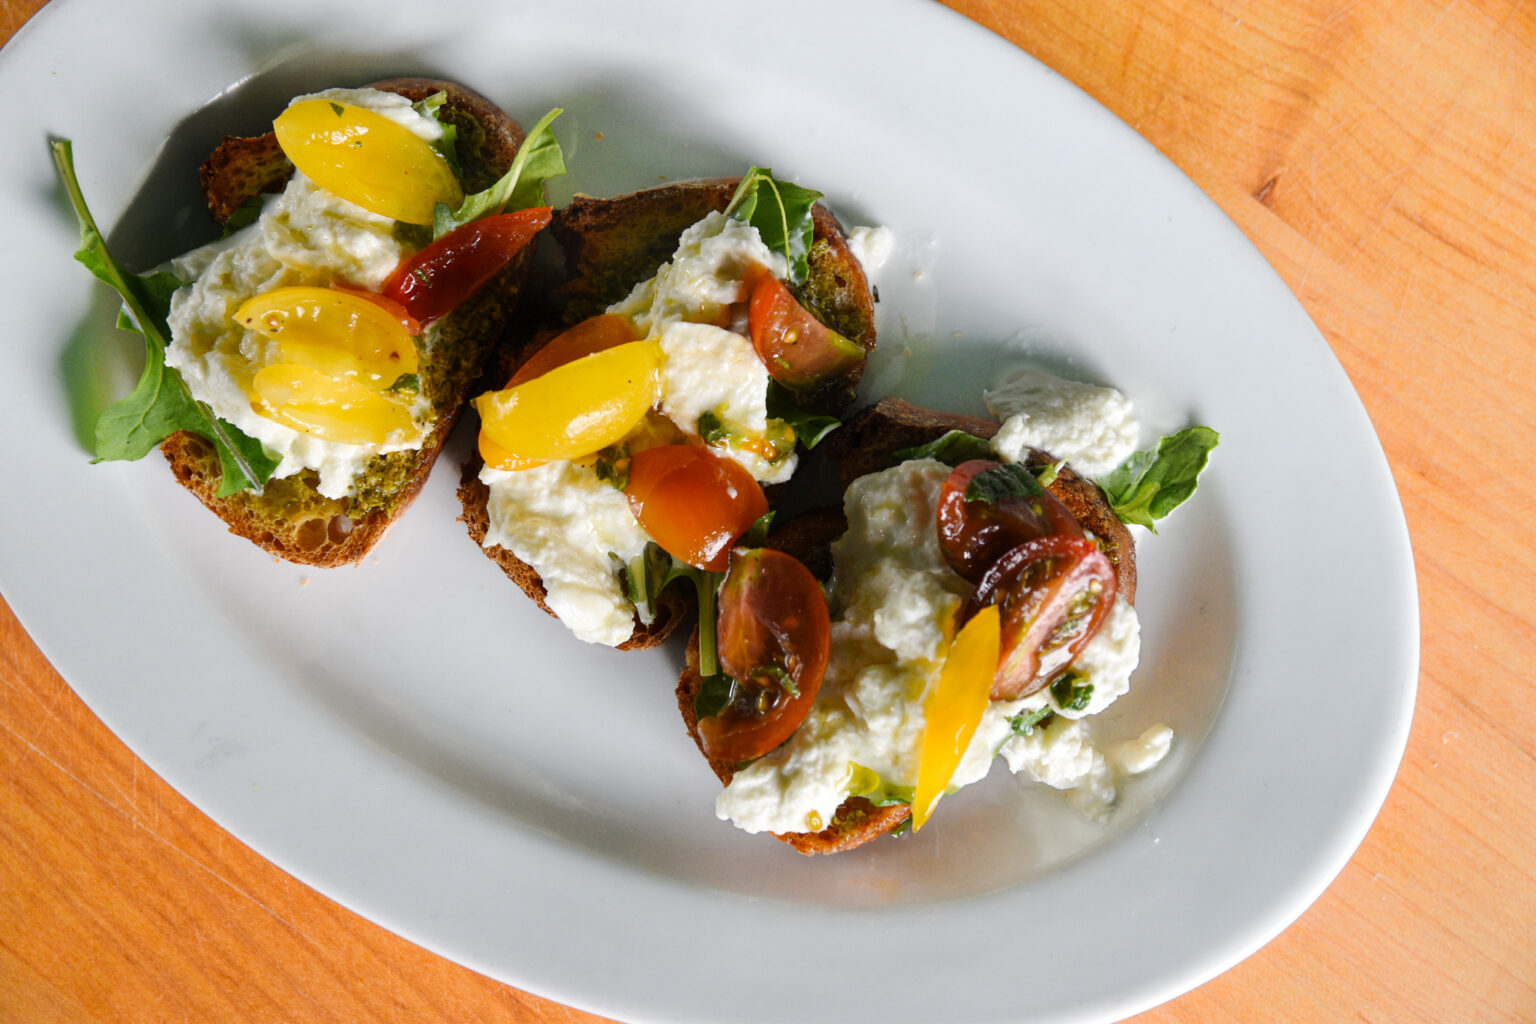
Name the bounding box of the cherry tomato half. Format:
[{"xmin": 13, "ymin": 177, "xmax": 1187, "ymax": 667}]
[
  {"xmin": 970, "ymin": 535, "xmax": 1117, "ymax": 700},
  {"xmin": 624, "ymin": 444, "xmax": 768, "ymax": 572},
  {"xmin": 746, "ymin": 273, "xmax": 866, "ymax": 390},
  {"xmin": 936, "ymin": 460, "xmax": 1083, "ymax": 583},
  {"xmin": 701, "ymin": 548, "xmax": 831, "ymax": 763},
  {"xmin": 507, "ymin": 313, "xmax": 635, "ymax": 387},
  {"xmin": 382, "ymin": 207, "xmax": 552, "ymax": 325}
]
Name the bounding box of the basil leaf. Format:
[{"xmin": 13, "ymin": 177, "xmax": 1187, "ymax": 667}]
[
  {"xmin": 386, "ymin": 373, "xmax": 419, "ymax": 393},
  {"xmin": 614, "ymin": 542, "xmax": 725, "ymax": 674},
  {"xmin": 724, "ymin": 166, "xmax": 821, "ymax": 286},
  {"xmin": 892, "ymin": 429, "xmax": 994, "ymax": 467},
  {"xmin": 697, "ymin": 410, "xmax": 728, "ymax": 446},
  {"xmin": 434, "ymin": 107, "xmax": 565, "ymax": 237},
  {"xmin": 765, "ymin": 381, "xmax": 840, "ymax": 450},
  {"xmin": 593, "ymin": 442, "xmax": 631, "ymax": 490},
  {"xmin": 221, "ymin": 195, "xmax": 265, "ymax": 235},
  {"xmin": 1099, "ymin": 425, "xmax": 1220, "ymax": 532},
  {"xmin": 54, "ymin": 140, "xmax": 277, "ymax": 496},
  {"xmin": 964, "ymin": 462, "xmax": 1044, "ymax": 504}
]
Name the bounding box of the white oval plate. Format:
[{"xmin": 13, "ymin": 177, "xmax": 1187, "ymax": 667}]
[{"xmin": 0, "ymin": 1, "xmax": 1418, "ymax": 1022}]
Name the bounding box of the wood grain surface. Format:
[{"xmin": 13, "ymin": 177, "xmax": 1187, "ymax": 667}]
[{"xmin": 2, "ymin": 0, "xmax": 1532, "ymax": 1021}]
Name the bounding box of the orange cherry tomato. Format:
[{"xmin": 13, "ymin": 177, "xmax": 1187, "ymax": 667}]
[
  {"xmin": 701, "ymin": 547, "xmax": 831, "ymax": 763},
  {"xmin": 623, "ymin": 444, "xmax": 768, "ymax": 572},
  {"xmin": 383, "ymin": 207, "xmax": 552, "ymax": 325},
  {"xmin": 746, "ymin": 273, "xmax": 866, "ymax": 390}
]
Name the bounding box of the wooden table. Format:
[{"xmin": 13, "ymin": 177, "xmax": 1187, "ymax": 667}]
[{"xmin": 3, "ymin": 1, "xmax": 1532, "ymax": 1021}]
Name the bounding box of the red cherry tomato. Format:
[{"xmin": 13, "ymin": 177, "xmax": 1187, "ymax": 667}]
[
  {"xmin": 746, "ymin": 273, "xmax": 866, "ymax": 390},
  {"xmin": 701, "ymin": 548, "xmax": 830, "ymax": 763},
  {"xmin": 382, "ymin": 206, "xmax": 552, "ymax": 325},
  {"xmin": 624, "ymin": 445, "xmax": 769, "ymax": 572},
  {"xmin": 970, "ymin": 535, "xmax": 1117, "ymax": 700},
  {"xmin": 936, "ymin": 460, "xmax": 1082, "ymax": 583}
]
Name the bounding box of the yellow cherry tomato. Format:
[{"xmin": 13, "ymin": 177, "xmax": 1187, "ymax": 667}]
[
  {"xmin": 250, "ymin": 363, "xmax": 417, "ymax": 445},
  {"xmin": 273, "ymin": 98, "xmax": 462, "ymax": 225},
  {"xmin": 473, "ymin": 341, "xmax": 663, "ymax": 463},
  {"xmin": 911, "ymin": 605, "xmax": 1001, "ymax": 831},
  {"xmin": 235, "ymin": 286, "xmax": 419, "ymax": 388}
]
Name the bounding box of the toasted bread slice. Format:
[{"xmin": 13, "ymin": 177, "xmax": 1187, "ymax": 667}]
[
  {"xmin": 676, "ymin": 398, "xmax": 1138, "ymax": 854},
  {"xmin": 164, "ymin": 77, "xmax": 533, "ymax": 567},
  {"xmin": 458, "ymin": 178, "xmax": 877, "ymax": 648}
]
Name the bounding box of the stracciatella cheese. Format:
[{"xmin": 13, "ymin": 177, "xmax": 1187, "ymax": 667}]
[
  {"xmin": 479, "ymin": 460, "xmax": 651, "ymax": 646},
  {"xmin": 164, "ymin": 87, "xmax": 439, "ymax": 499},
  {"xmin": 985, "ymin": 368, "xmax": 1140, "ymax": 479},
  {"xmin": 479, "ymin": 211, "xmax": 803, "ymax": 644}
]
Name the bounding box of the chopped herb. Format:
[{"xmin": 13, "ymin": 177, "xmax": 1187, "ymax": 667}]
[
  {"xmin": 1007, "ymin": 705, "xmax": 1055, "ymax": 737},
  {"xmin": 764, "ymin": 380, "xmax": 840, "ymax": 449},
  {"xmin": 697, "ymin": 410, "xmax": 728, "ymax": 445},
  {"xmin": 1050, "ymin": 675, "xmax": 1094, "ymax": 712},
  {"xmin": 964, "ymin": 462, "xmax": 1044, "ymax": 504},
  {"xmin": 385, "ymin": 373, "xmax": 419, "ymax": 393}
]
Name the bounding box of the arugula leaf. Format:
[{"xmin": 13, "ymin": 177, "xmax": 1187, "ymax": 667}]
[
  {"xmin": 410, "ymin": 90, "xmax": 461, "ymax": 177},
  {"xmin": 724, "ymin": 166, "xmax": 821, "ymax": 286},
  {"xmin": 434, "ymin": 107, "xmax": 565, "ymax": 237},
  {"xmin": 1098, "ymin": 425, "xmax": 1220, "ymax": 532},
  {"xmin": 964, "ymin": 461, "xmax": 1044, "ymax": 504},
  {"xmin": 614, "ymin": 541, "xmax": 726, "ymax": 674},
  {"xmin": 765, "ymin": 381, "xmax": 841, "ymax": 450},
  {"xmin": 892, "ymin": 429, "xmax": 995, "ymax": 467},
  {"xmin": 53, "ymin": 140, "xmax": 278, "ymax": 496}
]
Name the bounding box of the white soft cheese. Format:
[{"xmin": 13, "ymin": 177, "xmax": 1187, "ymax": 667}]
[
  {"xmin": 607, "ymin": 210, "xmax": 787, "ymax": 337},
  {"xmin": 163, "ymin": 87, "xmax": 440, "ymax": 499},
  {"xmin": 846, "ymin": 225, "xmax": 895, "ymax": 277},
  {"xmin": 480, "ymin": 461, "xmax": 652, "ymax": 646},
  {"xmin": 657, "ymin": 321, "xmax": 795, "ymax": 484},
  {"xmin": 985, "ymin": 368, "xmax": 1140, "ymax": 479},
  {"xmin": 716, "ymin": 455, "xmax": 1152, "ymax": 835}
]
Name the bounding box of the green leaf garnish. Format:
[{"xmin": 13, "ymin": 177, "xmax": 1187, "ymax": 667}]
[
  {"xmin": 693, "ymin": 672, "xmax": 735, "ymax": 721},
  {"xmin": 724, "ymin": 166, "xmax": 821, "ymax": 286},
  {"xmin": 434, "ymin": 107, "xmax": 565, "ymax": 237},
  {"xmin": 892, "ymin": 429, "xmax": 995, "ymax": 467},
  {"xmin": 697, "ymin": 410, "xmax": 728, "ymax": 446},
  {"xmin": 1098, "ymin": 425, "xmax": 1220, "ymax": 532},
  {"xmin": 614, "ymin": 542, "xmax": 725, "ymax": 674},
  {"xmin": 385, "ymin": 373, "xmax": 420, "ymax": 393},
  {"xmin": 53, "ymin": 140, "xmax": 278, "ymax": 496},
  {"xmin": 845, "ymin": 764, "xmax": 915, "ymax": 807},
  {"xmin": 410, "ymin": 90, "xmax": 461, "ymax": 177},
  {"xmin": 764, "ymin": 380, "xmax": 840, "ymax": 450},
  {"xmin": 1050, "ymin": 675, "xmax": 1093, "ymax": 712},
  {"xmin": 1007, "ymin": 705, "xmax": 1055, "ymax": 737},
  {"xmin": 964, "ymin": 462, "xmax": 1044, "ymax": 505}
]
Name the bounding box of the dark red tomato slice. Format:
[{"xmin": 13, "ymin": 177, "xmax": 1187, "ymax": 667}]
[
  {"xmin": 970, "ymin": 535, "xmax": 1117, "ymax": 700},
  {"xmin": 382, "ymin": 206, "xmax": 552, "ymax": 325},
  {"xmin": 937, "ymin": 460, "xmax": 1083, "ymax": 583},
  {"xmin": 624, "ymin": 445, "xmax": 769, "ymax": 572},
  {"xmin": 701, "ymin": 548, "xmax": 830, "ymax": 763},
  {"xmin": 506, "ymin": 313, "xmax": 634, "ymax": 387},
  {"xmin": 746, "ymin": 272, "xmax": 866, "ymax": 390}
]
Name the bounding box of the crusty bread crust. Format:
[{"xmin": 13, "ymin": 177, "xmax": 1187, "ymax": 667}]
[
  {"xmin": 677, "ymin": 398, "xmax": 1139, "ymax": 854},
  {"xmin": 163, "ymin": 78, "xmax": 531, "ymax": 567},
  {"xmin": 458, "ymin": 177, "xmax": 877, "ymax": 648}
]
